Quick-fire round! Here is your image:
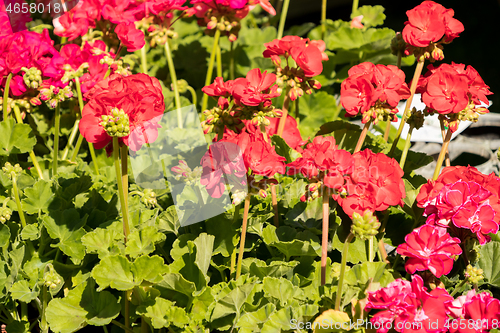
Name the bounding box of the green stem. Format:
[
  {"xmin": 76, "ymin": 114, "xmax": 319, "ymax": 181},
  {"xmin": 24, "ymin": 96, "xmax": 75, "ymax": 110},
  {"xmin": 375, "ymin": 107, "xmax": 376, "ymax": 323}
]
[
  {"xmin": 124, "ymin": 290, "xmax": 130, "ymax": 332},
  {"xmin": 321, "ymin": 188, "xmax": 329, "ymax": 286},
  {"xmin": 52, "ymin": 104, "xmax": 61, "ymax": 176},
  {"xmin": 201, "ymin": 29, "xmax": 221, "ymax": 115},
  {"xmin": 396, "ymin": 50, "xmax": 402, "ymax": 69},
  {"xmin": 335, "ymin": 232, "xmax": 354, "ymax": 311},
  {"xmin": 236, "ymin": 194, "xmax": 251, "ymax": 280},
  {"xmin": 439, "ymin": 117, "xmax": 451, "ymax": 167},
  {"xmin": 113, "ymin": 137, "xmax": 130, "ymax": 242},
  {"xmin": 11, "ymin": 175, "xmax": 27, "ymax": 229},
  {"xmin": 12, "ymin": 105, "xmax": 44, "ymax": 180},
  {"xmin": 40, "ymin": 286, "xmax": 48, "ymax": 333},
  {"xmin": 61, "ymin": 119, "xmax": 80, "ymax": 160},
  {"xmin": 433, "ymin": 127, "xmax": 452, "ymax": 180},
  {"xmin": 164, "ymin": 40, "xmax": 183, "ymax": 129},
  {"xmin": 216, "ymin": 45, "xmax": 222, "ymax": 78},
  {"xmin": 277, "ymin": 86, "xmax": 291, "ymax": 137},
  {"xmin": 368, "ymin": 237, "xmax": 374, "ymax": 262},
  {"xmin": 3, "ymin": 73, "xmax": 12, "ymax": 121},
  {"xmin": 321, "ymin": 0, "xmax": 327, "ymax": 39},
  {"xmin": 140, "ymin": 39, "xmax": 148, "ymax": 74},
  {"xmin": 271, "ymin": 184, "xmax": 279, "ymax": 228},
  {"xmin": 141, "ymin": 316, "xmax": 149, "ymax": 333},
  {"xmin": 21, "ymin": 302, "xmax": 27, "ymax": 321},
  {"xmin": 186, "ymin": 86, "xmax": 197, "ymax": 107},
  {"xmin": 70, "ymin": 135, "xmax": 84, "ymax": 162},
  {"xmin": 351, "ymin": 0, "xmax": 359, "ymax": 13},
  {"xmin": 354, "ymin": 120, "xmax": 371, "ymax": 153},
  {"xmin": 121, "ymin": 145, "xmax": 129, "ymax": 209},
  {"xmin": 230, "ymin": 42, "xmax": 235, "ymax": 81},
  {"xmin": 389, "ymin": 58, "xmax": 425, "ymax": 157},
  {"xmin": 111, "ymin": 320, "xmax": 134, "ymax": 333},
  {"xmin": 399, "ymin": 123, "xmax": 414, "ymax": 170},
  {"xmin": 277, "ymin": 0, "xmax": 290, "ymax": 39},
  {"xmin": 230, "ymin": 204, "xmax": 240, "ymax": 276},
  {"xmin": 383, "ymin": 120, "xmax": 391, "ymax": 142}
]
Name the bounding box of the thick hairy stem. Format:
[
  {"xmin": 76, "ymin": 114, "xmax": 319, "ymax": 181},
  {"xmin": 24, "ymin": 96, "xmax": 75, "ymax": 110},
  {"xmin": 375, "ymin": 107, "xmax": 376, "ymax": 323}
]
[
  {"xmin": 440, "ymin": 118, "xmax": 451, "ymax": 167},
  {"xmin": 351, "ymin": 0, "xmax": 359, "ymax": 13},
  {"xmin": 277, "ymin": 0, "xmax": 290, "ymax": 39},
  {"xmin": 321, "ymin": 0, "xmax": 327, "ymax": 39},
  {"xmin": 383, "ymin": 121, "xmax": 391, "ymax": 142},
  {"xmin": 53, "ymin": 104, "xmax": 61, "ymax": 175},
  {"xmin": 399, "ymin": 123, "xmax": 414, "ymax": 170},
  {"xmin": 3, "ymin": 73, "xmax": 12, "ymax": 121},
  {"xmin": 335, "ymin": 232, "xmax": 354, "ymax": 311},
  {"xmin": 164, "ymin": 40, "xmax": 183, "ymax": 128},
  {"xmin": 201, "ymin": 29, "xmax": 221, "ymax": 116},
  {"xmin": 433, "ymin": 128, "xmax": 453, "ymax": 180},
  {"xmin": 271, "ymin": 184, "xmax": 279, "ymax": 227},
  {"xmin": 354, "ymin": 120, "xmax": 371, "ymax": 153},
  {"xmin": 113, "ymin": 137, "xmax": 130, "ymax": 242},
  {"xmin": 236, "ymin": 194, "xmax": 251, "ymax": 279},
  {"xmin": 389, "ymin": 58, "xmax": 425, "ymax": 157},
  {"xmin": 230, "ymin": 204, "xmax": 240, "ymax": 276},
  {"xmin": 321, "ymin": 188, "xmax": 330, "ymax": 286}
]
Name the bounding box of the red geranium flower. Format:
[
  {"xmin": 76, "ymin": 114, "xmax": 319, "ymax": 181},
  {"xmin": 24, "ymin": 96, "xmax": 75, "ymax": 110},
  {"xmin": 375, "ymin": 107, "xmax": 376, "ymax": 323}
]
[
  {"xmin": 79, "ymin": 73, "xmax": 165, "ymax": 151},
  {"xmin": 397, "ymin": 224, "xmax": 462, "ymax": 277},
  {"xmin": 448, "ymin": 292, "xmax": 500, "ymax": 333},
  {"xmin": 115, "ymin": 22, "xmax": 146, "ymax": 52},
  {"xmin": 232, "ymin": 68, "xmax": 280, "ymax": 106}
]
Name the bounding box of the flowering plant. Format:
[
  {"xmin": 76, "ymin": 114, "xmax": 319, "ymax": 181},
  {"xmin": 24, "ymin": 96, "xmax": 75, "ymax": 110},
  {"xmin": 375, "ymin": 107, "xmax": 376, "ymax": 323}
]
[{"xmin": 0, "ymin": 1, "xmax": 499, "ymax": 332}]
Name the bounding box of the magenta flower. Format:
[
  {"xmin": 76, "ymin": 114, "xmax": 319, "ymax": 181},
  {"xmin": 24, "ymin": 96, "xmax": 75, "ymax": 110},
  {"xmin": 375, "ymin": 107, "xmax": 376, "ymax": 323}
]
[
  {"xmin": 448, "ymin": 291, "xmax": 500, "ymax": 333},
  {"xmin": 397, "ymin": 225, "xmax": 462, "ymax": 277}
]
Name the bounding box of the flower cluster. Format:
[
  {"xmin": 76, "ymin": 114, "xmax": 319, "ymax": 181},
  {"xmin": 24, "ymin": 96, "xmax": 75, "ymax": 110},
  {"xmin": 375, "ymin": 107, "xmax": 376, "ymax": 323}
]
[
  {"xmin": 201, "ymin": 68, "xmax": 282, "ymax": 134},
  {"xmin": 417, "ymin": 62, "xmax": 492, "ymax": 132},
  {"xmin": 189, "ymin": 0, "xmax": 275, "ymax": 41},
  {"xmin": 263, "ymin": 36, "xmax": 327, "ymax": 101},
  {"xmin": 340, "ymin": 62, "xmax": 411, "ymax": 124},
  {"xmin": 402, "ymin": 1, "xmax": 464, "ymax": 60},
  {"xmin": 287, "ymin": 136, "xmax": 405, "ymax": 217},
  {"xmin": 79, "ymin": 73, "xmax": 165, "ymax": 152}
]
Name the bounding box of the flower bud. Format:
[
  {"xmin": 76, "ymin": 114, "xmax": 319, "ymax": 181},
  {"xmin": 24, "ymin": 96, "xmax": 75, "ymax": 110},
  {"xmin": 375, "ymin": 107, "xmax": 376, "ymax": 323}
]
[
  {"xmin": 465, "ymin": 264, "xmax": 483, "ymax": 284},
  {"xmin": 351, "ymin": 210, "xmax": 381, "ymax": 240},
  {"xmin": 175, "ymin": 79, "xmax": 189, "ymax": 94},
  {"xmin": 2, "ymin": 162, "xmax": 22, "ymax": 179},
  {"xmin": 101, "ymin": 108, "xmax": 130, "ymax": 137}
]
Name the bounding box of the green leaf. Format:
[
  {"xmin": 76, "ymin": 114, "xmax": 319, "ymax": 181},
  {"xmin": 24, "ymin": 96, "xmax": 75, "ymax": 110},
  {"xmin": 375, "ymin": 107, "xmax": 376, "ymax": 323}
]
[
  {"xmin": 45, "ymin": 283, "xmax": 87, "ymax": 333},
  {"xmin": 298, "ymin": 92, "xmax": 339, "ymax": 139},
  {"xmin": 332, "ymin": 223, "xmax": 376, "ymax": 264},
  {"xmin": 271, "ymin": 135, "xmax": 293, "ymax": 163},
  {"xmin": 351, "ymin": 5, "xmax": 386, "ymax": 28},
  {"xmin": 312, "ymin": 309, "xmax": 352, "ymax": 333},
  {"xmin": 138, "ymin": 297, "xmax": 189, "ymax": 329},
  {"xmin": 206, "ymin": 215, "xmax": 238, "ymax": 257},
  {"xmin": 10, "ymin": 280, "xmax": 38, "ymax": 302},
  {"xmin": 157, "ymin": 206, "xmax": 181, "ymax": 235},
  {"xmin": 263, "ymin": 277, "xmax": 297, "ymax": 308},
  {"xmin": 132, "ymin": 255, "xmax": 169, "ymax": 284},
  {"xmin": 42, "ymin": 209, "xmax": 86, "ymax": 264},
  {"xmin": 262, "ymin": 225, "xmax": 321, "ymax": 258},
  {"xmin": 125, "ymin": 225, "xmax": 166, "ymax": 258},
  {"xmin": 344, "ymin": 262, "xmax": 394, "ymax": 288},
  {"xmin": 20, "ymin": 223, "xmax": 39, "ymax": 241},
  {"xmin": 0, "ymin": 223, "xmax": 11, "ymax": 248},
  {"xmin": 0, "ymin": 118, "xmax": 36, "ymax": 156},
  {"xmin": 193, "ymin": 233, "xmax": 215, "ymax": 277},
  {"xmin": 241, "ymin": 258, "xmax": 299, "ymax": 279},
  {"xmin": 211, "ymin": 280, "xmax": 257, "ymax": 321},
  {"xmin": 478, "ymin": 241, "xmax": 500, "ymax": 288},
  {"xmin": 81, "ymin": 227, "xmax": 122, "ymax": 259},
  {"xmin": 22, "ymin": 180, "xmax": 55, "ymax": 214},
  {"xmin": 236, "ymin": 303, "xmax": 276, "ymax": 333},
  {"xmin": 80, "ymin": 280, "xmax": 121, "ymax": 326}
]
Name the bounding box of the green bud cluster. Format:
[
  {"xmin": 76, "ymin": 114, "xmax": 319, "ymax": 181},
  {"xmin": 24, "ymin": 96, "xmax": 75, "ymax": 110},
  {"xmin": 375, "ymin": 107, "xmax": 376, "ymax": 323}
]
[
  {"xmin": 405, "ymin": 107, "xmax": 425, "ymax": 129},
  {"xmin": 43, "ymin": 264, "xmax": 63, "ymax": 291},
  {"xmin": 148, "ymin": 26, "xmax": 178, "ymax": 48},
  {"xmin": 202, "ymin": 106, "xmax": 244, "ymax": 135},
  {"xmin": 207, "ymin": 14, "xmax": 240, "ymax": 42},
  {"xmin": 100, "ymin": 108, "xmax": 130, "ymax": 137},
  {"xmin": 0, "ymin": 207, "xmax": 12, "ymax": 223},
  {"xmin": 22, "ymin": 67, "xmax": 43, "ymax": 89},
  {"xmin": 2, "ymin": 162, "xmax": 22, "ymax": 179},
  {"xmin": 61, "ymin": 63, "xmax": 89, "ymax": 83},
  {"xmin": 275, "ymin": 66, "xmax": 321, "ymax": 100},
  {"xmin": 99, "ymin": 57, "xmax": 131, "ymax": 76},
  {"xmin": 40, "ymin": 85, "xmax": 74, "ymax": 109},
  {"xmin": 361, "ymin": 102, "xmax": 398, "ymax": 125},
  {"xmin": 390, "ymin": 32, "xmax": 407, "ymax": 56},
  {"xmin": 351, "ymin": 210, "xmax": 381, "ymax": 240},
  {"xmin": 141, "ymin": 189, "xmax": 158, "ymax": 208},
  {"xmin": 172, "ymin": 160, "xmax": 203, "ymax": 186},
  {"xmin": 465, "ymin": 264, "xmax": 484, "ymax": 284},
  {"xmin": 176, "ymin": 79, "xmax": 189, "ymax": 94}
]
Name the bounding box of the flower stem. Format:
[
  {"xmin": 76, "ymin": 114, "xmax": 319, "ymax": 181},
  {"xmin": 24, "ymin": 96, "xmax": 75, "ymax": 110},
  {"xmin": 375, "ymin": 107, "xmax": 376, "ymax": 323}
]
[
  {"xmin": 216, "ymin": 45, "xmax": 222, "ymax": 78},
  {"xmin": 236, "ymin": 194, "xmax": 251, "ymax": 280},
  {"xmin": 399, "ymin": 123, "xmax": 414, "ymax": 170},
  {"xmin": 201, "ymin": 29, "xmax": 221, "ymax": 115},
  {"xmin": 186, "ymin": 85, "xmax": 197, "ymax": 107},
  {"xmin": 351, "ymin": 0, "xmax": 359, "ymax": 13},
  {"xmin": 389, "ymin": 58, "xmax": 425, "ymax": 157},
  {"xmin": 61, "ymin": 119, "xmax": 80, "ymax": 160},
  {"xmin": 383, "ymin": 121, "xmax": 391, "ymax": 142},
  {"xmin": 12, "ymin": 105, "xmax": 44, "ymax": 180},
  {"xmin": 321, "ymin": 187, "xmax": 330, "ymax": 286},
  {"xmin": 321, "ymin": 0, "xmax": 327, "ymax": 39},
  {"xmin": 230, "ymin": 203, "xmax": 240, "ymax": 276},
  {"xmin": 230, "ymin": 42, "xmax": 235, "ymax": 81},
  {"xmin": 439, "ymin": 118, "xmax": 451, "ymax": 167},
  {"xmin": 12, "ymin": 175, "xmax": 27, "ymax": 229},
  {"xmin": 271, "ymin": 184, "xmax": 279, "ymax": 227},
  {"xmin": 450, "ymin": 279, "xmax": 467, "ymax": 297},
  {"xmin": 52, "ymin": 104, "xmax": 61, "ymax": 176},
  {"xmin": 433, "ymin": 127, "xmax": 453, "ymax": 180},
  {"xmin": 335, "ymin": 232, "xmax": 354, "ymax": 311},
  {"xmin": 277, "ymin": 0, "xmax": 290, "ymax": 39},
  {"xmin": 70, "ymin": 135, "xmax": 84, "ymax": 162},
  {"xmin": 121, "ymin": 145, "xmax": 129, "ymax": 208},
  {"xmin": 3, "ymin": 73, "xmax": 12, "ymax": 121},
  {"xmin": 354, "ymin": 120, "xmax": 371, "ymax": 153},
  {"xmin": 164, "ymin": 39, "xmax": 183, "ymax": 129},
  {"xmin": 277, "ymin": 86, "xmax": 291, "ymax": 137},
  {"xmin": 140, "ymin": 39, "xmax": 148, "ymax": 74},
  {"xmin": 113, "ymin": 137, "xmax": 130, "ymax": 242}
]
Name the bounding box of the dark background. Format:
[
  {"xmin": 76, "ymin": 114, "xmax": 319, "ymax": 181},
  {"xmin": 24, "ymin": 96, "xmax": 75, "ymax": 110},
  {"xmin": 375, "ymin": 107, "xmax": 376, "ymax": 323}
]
[{"xmin": 282, "ymin": 0, "xmax": 500, "ymax": 110}]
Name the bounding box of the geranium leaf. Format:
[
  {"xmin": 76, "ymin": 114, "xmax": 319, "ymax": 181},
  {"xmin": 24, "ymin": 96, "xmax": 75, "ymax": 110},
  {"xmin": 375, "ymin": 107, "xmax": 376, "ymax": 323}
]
[
  {"xmin": 125, "ymin": 225, "xmax": 166, "ymax": 258},
  {"xmin": 81, "ymin": 227, "xmax": 123, "ymax": 259},
  {"xmin": 80, "ymin": 280, "xmax": 121, "ymax": 326},
  {"xmin": 22, "ymin": 180, "xmax": 55, "ymax": 214},
  {"xmin": 478, "ymin": 241, "xmax": 500, "ymax": 288},
  {"xmin": 206, "ymin": 215, "xmax": 238, "ymax": 257},
  {"xmin": 157, "ymin": 206, "xmax": 181, "ymax": 235},
  {"xmin": 92, "ymin": 255, "xmax": 135, "ymax": 291},
  {"xmin": 236, "ymin": 303, "xmax": 276, "ymax": 333},
  {"xmin": 10, "ymin": 280, "xmax": 38, "ymax": 302},
  {"xmin": 351, "ymin": 5, "xmax": 386, "ymax": 28},
  {"xmin": 0, "ymin": 118, "xmax": 36, "ymax": 156},
  {"xmin": 137, "ymin": 297, "xmax": 189, "ymax": 329},
  {"xmin": 298, "ymin": 92, "xmax": 339, "ymax": 139},
  {"xmin": 344, "ymin": 262, "xmax": 394, "ymax": 288},
  {"xmin": 132, "ymin": 255, "xmax": 169, "ymax": 284},
  {"xmin": 211, "ymin": 280, "xmax": 257, "ymax": 321},
  {"xmin": 263, "ymin": 277, "xmax": 297, "ymax": 308},
  {"xmin": 241, "ymin": 258, "xmax": 299, "ymax": 279},
  {"xmin": 0, "ymin": 224, "xmax": 11, "ymax": 248},
  {"xmin": 262, "ymin": 225, "xmax": 321, "ymax": 259}
]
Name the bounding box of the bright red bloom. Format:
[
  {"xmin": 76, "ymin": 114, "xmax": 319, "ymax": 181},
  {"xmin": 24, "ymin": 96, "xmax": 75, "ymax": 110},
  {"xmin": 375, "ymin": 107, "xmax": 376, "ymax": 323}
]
[
  {"xmin": 287, "ymin": 136, "xmax": 339, "ymax": 179},
  {"xmin": 202, "ymin": 77, "xmax": 234, "ymax": 98},
  {"xmin": 289, "ymin": 43, "xmax": 324, "ymax": 77},
  {"xmin": 245, "ymin": 115, "xmax": 306, "ymax": 151},
  {"xmin": 232, "ymin": 68, "xmax": 280, "ymax": 106},
  {"xmin": 79, "ymin": 73, "xmax": 165, "ymax": 151},
  {"xmin": 366, "ymin": 275, "xmax": 453, "ymax": 333},
  {"xmin": 402, "ymin": 1, "xmax": 464, "ymax": 48},
  {"xmin": 341, "ymin": 75, "xmax": 374, "ymax": 117},
  {"xmin": 397, "ymin": 225, "xmax": 461, "ymax": 277},
  {"xmin": 448, "ymin": 292, "xmax": 500, "ymax": 333},
  {"xmin": 115, "ymin": 22, "xmax": 146, "ymax": 52},
  {"xmin": 243, "ymin": 136, "xmax": 286, "ymax": 177}
]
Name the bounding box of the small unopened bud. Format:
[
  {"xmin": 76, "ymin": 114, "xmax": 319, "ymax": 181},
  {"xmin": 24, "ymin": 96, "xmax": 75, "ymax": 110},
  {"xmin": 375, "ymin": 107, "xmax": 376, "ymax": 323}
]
[
  {"xmin": 351, "ymin": 210, "xmax": 381, "ymax": 240},
  {"xmin": 258, "ymin": 189, "xmax": 267, "ymax": 199},
  {"xmin": 175, "ymin": 79, "xmax": 189, "ymax": 94},
  {"xmin": 465, "ymin": 264, "xmax": 483, "ymax": 284},
  {"xmin": 431, "ymin": 46, "xmax": 444, "ymax": 61}
]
